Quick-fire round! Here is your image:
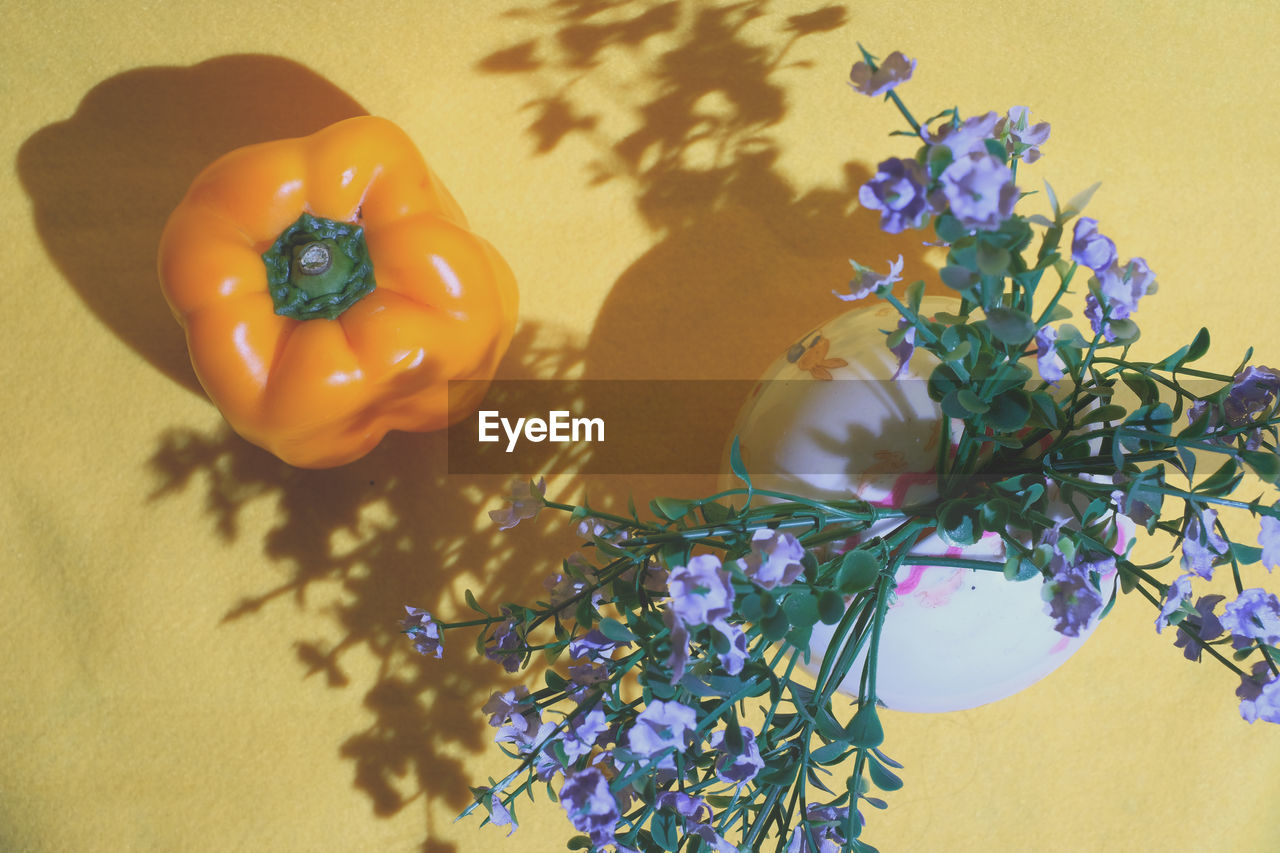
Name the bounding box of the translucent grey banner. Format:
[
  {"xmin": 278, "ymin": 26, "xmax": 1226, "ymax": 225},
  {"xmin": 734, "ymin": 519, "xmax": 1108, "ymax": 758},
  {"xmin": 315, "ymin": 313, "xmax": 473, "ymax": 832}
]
[{"xmin": 446, "ymin": 377, "xmax": 1235, "ymax": 477}]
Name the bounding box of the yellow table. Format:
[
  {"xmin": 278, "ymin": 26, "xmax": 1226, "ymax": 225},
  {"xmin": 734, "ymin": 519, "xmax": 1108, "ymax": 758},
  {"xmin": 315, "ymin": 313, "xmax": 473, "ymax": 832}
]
[{"xmin": 4, "ymin": 1, "xmax": 1278, "ymax": 850}]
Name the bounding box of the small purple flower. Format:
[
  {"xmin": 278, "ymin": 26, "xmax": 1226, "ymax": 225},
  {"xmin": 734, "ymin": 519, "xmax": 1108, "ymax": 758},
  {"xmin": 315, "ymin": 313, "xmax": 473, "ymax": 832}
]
[
  {"xmin": 568, "ymin": 629, "xmax": 621, "ymax": 662},
  {"xmin": 926, "ymin": 111, "xmax": 1001, "ymax": 158},
  {"xmin": 654, "ymin": 793, "xmax": 737, "ymax": 853},
  {"xmin": 1084, "ymin": 258, "xmax": 1156, "ymax": 341},
  {"xmin": 1111, "ymin": 483, "xmax": 1158, "ymax": 528},
  {"xmin": 1071, "ymin": 218, "xmax": 1117, "ymax": 272},
  {"xmin": 1189, "ymin": 366, "xmax": 1280, "ymax": 451},
  {"xmin": 1180, "ymin": 509, "xmax": 1228, "ymax": 580},
  {"xmin": 711, "ymin": 619, "xmax": 749, "ymax": 676},
  {"xmin": 836, "ymin": 254, "xmax": 905, "ymax": 302},
  {"xmin": 544, "ymin": 572, "xmax": 604, "ymax": 611},
  {"xmin": 858, "ymin": 156, "xmax": 934, "ymax": 234},
  {"xmin": 939, "ymin": 153, "xmax": 1018, "ymax": 232},
  {"xmin": 489, "ymin": 477, "xmax": 547, "ymax": 531},
  {"xmin": 1155, "ymin": 573, "xmax": 1194, "ymax": 634},
  {"xmin": 786, "ymin": 804, "xmax": 853, "ymax": 853},
  {"xmin": 560, "ymin": 707, "xmax": 610, "ymax": 764},
  {"xmin": 626, "ymin": 700, "xmax": 698, "ymax": 759},
  {"xmin": 890, "ymin": 316, "xmax": 916, "ymax": 380},
  {"xmin": 1173, "ymin": 595, "xmax": 1226, "ymax": 662},
  {"xmin": 559, "ymin": 767, "xmax": 621, "ymax": 847},
  {"xmin": 690, "ymin": 824, "xmax": 737, "ymax": 853},
  {"xmin": 656, "ymin": 790, "xmax": 709, "ymax": 823},
  {"xmin": 483, "ymin": 685, "xmax": 531, "ymax": 727},
  {"xmin": 667, "ymin": 554, "xmax": 735, "ymax": 626},
  {"xmin": 848, "ymin": 50, "xmax": 915, "ymax": 97},
  {"xmin": 1035, "ymin": 325, "xmax": 1065, "ymax": 386},
  {"xmin": 663, "ymin": 607, "xmax": 690, "ymax": 684},
  {"xmin": 1223, "ymin": 365, "xmax": 1280, "ymax": 426},
  {"xmin": 486, "ymin": 616, "xmax": 523, "ymax": 673},
  {"xmin": 1042, "ymin": 555, "xmax": 1110, "ymax": 637},
  {"xmin": 578, "ymin": 516, "xmax": 630, "ymax": 543},
  {"xmin": 709, "ymin": 726, "xmax": 765, "ymax": 785},
  {"xmin": 497, "ymin": 712, "xmax": 557, "ymax": 755},
  {"xmin": 1237, "ymin": 662, "xmax": 1280, "ymax": 724},
  {"xmin": 1220, "ymin": 588, "xmax": 1280, "ymax": 645},
  {"xmin": 1260, "ymin": 507, "xmax": 1280, "ymax": 571},
  {"xmin": 567, "ymin": 661, "xmax": 610, "ymax": 696},
  {"xmin": 741, "ymin": 528, "xmax": 807, "ymax": 588},
  {"xmin": 488, "ymin": 794, "xmax": 517, "ymax": 836},
  {"xmin": 997, "ymin": 106, "xmax": 1050, "ymax": 163},
  {"xmin": 402, "ymin": 606, "xmax": 444, "ymax": 658}
]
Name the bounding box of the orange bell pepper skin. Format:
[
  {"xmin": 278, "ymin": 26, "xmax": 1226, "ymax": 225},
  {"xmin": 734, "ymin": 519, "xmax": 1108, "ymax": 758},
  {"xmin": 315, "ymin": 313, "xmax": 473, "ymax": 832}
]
[{"xmin": 158, "ymin": 116, "xmax": 518, "ymax": 468}]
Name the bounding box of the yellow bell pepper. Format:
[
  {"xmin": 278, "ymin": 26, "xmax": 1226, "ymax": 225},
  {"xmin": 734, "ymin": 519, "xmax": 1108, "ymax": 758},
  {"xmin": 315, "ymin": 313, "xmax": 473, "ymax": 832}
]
[{"xmin": 158, "ymin": 116, "xmax": 518, "ymax": 468}]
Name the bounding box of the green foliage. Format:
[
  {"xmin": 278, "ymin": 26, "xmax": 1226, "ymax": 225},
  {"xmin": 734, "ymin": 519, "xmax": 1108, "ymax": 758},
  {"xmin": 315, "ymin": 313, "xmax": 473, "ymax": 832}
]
[{"xmin": 416, "ymin": 50, "xmax": 1280, "ymax": 853}]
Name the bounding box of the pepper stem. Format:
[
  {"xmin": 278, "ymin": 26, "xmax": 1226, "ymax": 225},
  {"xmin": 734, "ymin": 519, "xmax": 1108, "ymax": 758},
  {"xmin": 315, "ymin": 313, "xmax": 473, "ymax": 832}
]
[
  {"xmin": 296, "ymin": 241, "xmax": 332, "ymax": 276},
  {"xmin": 263, "ymin": 213, "xmax": 376, "ymax": 321}
]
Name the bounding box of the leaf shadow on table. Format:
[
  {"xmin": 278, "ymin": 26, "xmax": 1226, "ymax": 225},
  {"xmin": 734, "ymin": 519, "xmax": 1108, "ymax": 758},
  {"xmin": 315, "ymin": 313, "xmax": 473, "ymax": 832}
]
[{"xmin": 128, "ymin": 3, "xmax": 949, "ymax": 851}]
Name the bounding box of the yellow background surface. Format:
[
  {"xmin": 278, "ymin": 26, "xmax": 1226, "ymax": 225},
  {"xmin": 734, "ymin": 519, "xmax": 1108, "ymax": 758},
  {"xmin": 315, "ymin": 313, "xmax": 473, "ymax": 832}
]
[{"xmin": 4, "ymin": 1, "xmax": 1279, "ymax": 851}]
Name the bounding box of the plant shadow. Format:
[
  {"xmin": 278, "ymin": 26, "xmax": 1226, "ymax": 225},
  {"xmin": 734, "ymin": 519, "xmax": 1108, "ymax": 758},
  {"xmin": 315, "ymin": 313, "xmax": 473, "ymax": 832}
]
[{"xmin": 21, "ymin": 3, "xmax": 948, "ymax": 851}]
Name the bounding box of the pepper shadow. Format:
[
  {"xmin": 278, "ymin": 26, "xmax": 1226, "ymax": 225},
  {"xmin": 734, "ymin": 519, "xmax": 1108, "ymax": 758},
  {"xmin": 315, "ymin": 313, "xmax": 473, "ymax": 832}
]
[{"xmin": 17, "ymin": 54, "xmax": 369, "ymax": 395}]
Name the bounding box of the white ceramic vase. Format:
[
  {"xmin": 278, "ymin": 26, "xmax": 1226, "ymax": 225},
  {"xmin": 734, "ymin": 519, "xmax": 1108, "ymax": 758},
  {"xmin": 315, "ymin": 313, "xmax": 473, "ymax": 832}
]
[{"xmin": 726, "ymin": 297, "xmax": 1126, "ymax": 712}]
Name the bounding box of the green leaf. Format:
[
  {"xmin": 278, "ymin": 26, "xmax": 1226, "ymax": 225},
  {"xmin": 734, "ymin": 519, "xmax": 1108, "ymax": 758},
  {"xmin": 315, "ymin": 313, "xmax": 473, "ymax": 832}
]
[
  {"xmin": 1044, "ymin": 179, "xmax": 1062, "ymax": 220},
  {"xmin": 906, "ymin": 279, "xmax": 925, "ymax": 314},
  {"xmin": 650, "ymin": 496, "xmax": 691, "ymax": 521},
  {"xmin": 1121, "ymin": 372, "xmax": 1161, "ymax": 408},
  {"xmin": 866, "ymin": 756, "xmax": 904, "ymax": 791},
  {"xmin": 1107, "ymin": 318, "xmax": 1140, "ymax": 344},
  {"xmin": 1231, "ymin": 543, "xmax": 1263, "ymax": 566},
  {"xmin": 729, "ymin": 435, "xmax": 751, "ymax": 491},
  {"xmin": 957, "ymin": 388, "xmax": 989, "ymax": 414},
  {"xmin": 940, "ymin": 388, "xmax": 972, "ymax": 419},
  {"xmin": 837, "ymin": 551, "xmax": 881, "ymax": 594},
  {"xmin": 1057, "ymin": 323, "xmax": 1089, "ymax": 348},
  {"xmin": 1242, "ymin": 450, "xmax": 1280, "ymax": 483},
  {"xmin": 985, "ymin": 307, "xmax": 1037, "ymax": 347},
  {"xmin": 739, "ymin": 592, "xmax": 765, "ymax": 622},
  {"xmin": 1195, "ymin": 458, "xmax": 1241, "ymax": 497},
  {"xmin": 934, "ymin": 213, "xmax": 969, "ymax": 244},
  {"xmin": 650, "ymin": 811, "xmax": 678, "ymax": 851},
  {"xmin": 1062, "ymin": 181, "xmax": 1101, "ymax": 219},
  {"xmin": 762, "ymin": 608, "xmax": 790, "ymax": 641},
  {"xmin": 699, "ymin": 500, "xmax": 733, "ymax": 524},
  {"xmin": 818, "ymin": 589, "xmax": 847, "ymax": 625},
  {"xmin": 926, "ymin": 144, "xmax": 955, "ymax": 180},
  {"xmin": 1028, "ymin": 391, "xmax": 1061, "ymax": 429},
  {"xmin": 846, "ymin": 703, "xmax": 884, "ymax": 748},
  {"xmin": 940, "ymin": 265, "xmax": 976, "ymax": 291},
  {"xmin": 567, "ymin": 836, "xmax": 593, "ymax": 850},
  {"xmin": 597, "ymin": 617, "xmax": 638, "ymax": 643},
  {"xmin": 1077, "ymin": 404, "xmax": 1128, "ymax": 427},
  {"xmin": 784, "ymin": 592, "xmax": 821, "ymax": 630},
  {"xmin": 1160, "ymin": 344, "xmax": 1192, "ymax": 371},
  {"xmin": 1021, "ymin": 481, "xmax": 1046, "ymax": 510},
  {"xmin": 938, "ymin": 500, "xmax": 979, "ymax": 546},
  {"xmin": 810, "ymin": 741, "xmax": 853, "ymax": 766},
  {"xmin": 987, "ymin": 389, "xmax": 1031, "ymax": 431},
  {"xmin": 976, "ymin": 242, "xmax": 1011, "ymax": 276},
  {"xmin": 1186, "ymin": 328, "xmax": 1210, "ymax": 363},
  {"xmin": 464, "ymin": 588, "xmax": 490, "ymax": 616}
]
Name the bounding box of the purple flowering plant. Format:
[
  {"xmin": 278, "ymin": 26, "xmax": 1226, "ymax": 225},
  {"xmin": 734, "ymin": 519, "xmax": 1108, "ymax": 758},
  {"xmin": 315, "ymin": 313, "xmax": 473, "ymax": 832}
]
[{"xmin": 401, "ymin": 46, "xmax": 1280, "ymax": 853}]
